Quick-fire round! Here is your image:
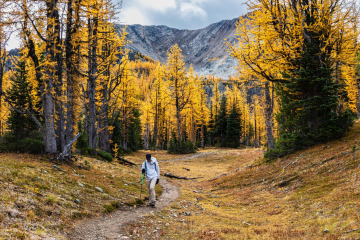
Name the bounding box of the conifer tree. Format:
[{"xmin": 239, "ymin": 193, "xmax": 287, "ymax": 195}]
[
  {"xmin": 225, "ymin": 104, "xmax": 241, "ymax": 148},
  {"xmin": 6, "ymin": 59, "xmax": 41, "ymax": 141},
  {"xmin": 275, "ymin": 42, "xmax": 353, "ymax": 155},
  {"xmin": 126, "ymin": 109, "xmax": 143, "ymax": 151},
  {"xmin": 213, "ymin": 96, "xmax": 227, "ymax": 145},
  {"xmin": 229, "ymin": 0, "xmax": 358, "ymax": 157}
]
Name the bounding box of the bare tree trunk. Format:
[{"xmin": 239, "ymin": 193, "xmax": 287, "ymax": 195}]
[
  {"xmin": 264, "ymin": 82, "xmax": 275, "ymax": 149},
  {"xmin": 64, "ymin": 0, "xmax": 80, "ymax": 150},
  {"xmin": 254, "ymin": 109, "xmax": 258, "ymax": 148},
  {"xmin": 44, "ymin": 0, "xmax": 60, "ymax": 154},
  {"xmin": 144, "ymin": 123, "xmax": 149, "ymax": 149},
  {"xmin": 176, "ymin": 90, "xmax": 182, "ymax": 145},
  {"xmin": 98, "ymin": 103, "xmax": 110, "ymax": 152},
  {"xmin": 0, "ymin": 42, "xmax": 3, "ymax": 142},
  {"xmin": 87, "ymin": 15, "xmax": 98, "ymax": 149},
  {"xmin": 52, "ymin": 4, "xmax": 65, "ymax": 153},
  {"xmin": 153, "ymin": 90, "xmax": 158, "ymax": 147},
  {"xmin": 43, "ymin": 91, "xmax": 57, "ymax": 153},
  {"xmin": 358, "ymin": 80, "xmax": 360, "ymax": 118},
  {"xmin": 201, "ymin": 125, "xmax": 205, "ymax": 148}
]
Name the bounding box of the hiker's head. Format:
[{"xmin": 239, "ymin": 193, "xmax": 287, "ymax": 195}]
[{"xmin": 146, "ymin": 153, "xmax": 151, "ymax": 162}]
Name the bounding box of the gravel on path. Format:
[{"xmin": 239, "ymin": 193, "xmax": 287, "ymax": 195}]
[{"xmin": 66, "ymin": 179, "xmax": 179, "ymax": 239}]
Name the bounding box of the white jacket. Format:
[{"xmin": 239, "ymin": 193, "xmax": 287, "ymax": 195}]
[{"xmin": 141, "ymin": 157, "xmax": 160, "ymax": 181}]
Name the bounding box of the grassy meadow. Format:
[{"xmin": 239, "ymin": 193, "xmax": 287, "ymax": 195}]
[
  {"xmin": 123, "ymin": 122, "xmax": 360, "ymax": 240},
  {"xmin": 2, "ymin": 122, "xmax": 360, "ymax": 239},
  {"xmin": 0, "ymin": 154, "xmax": 161, "ymax": 239}
]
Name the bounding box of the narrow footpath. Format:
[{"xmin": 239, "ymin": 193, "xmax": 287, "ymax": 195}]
[{"xmin": 66, "ymin": 179, "xmax": 179, "ymax": 239}]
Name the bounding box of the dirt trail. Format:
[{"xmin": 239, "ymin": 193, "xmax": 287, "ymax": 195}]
[
  {"xmin": 66, "ymin": 179, "xmax": 179, "ymax": 239},
  {"xmin": 66, "ymin": 151, "xmax": 221, "ymax": 239},
  {"xmin": 159, "ymin": 151, "xmax": 216, "ymax": 162}
]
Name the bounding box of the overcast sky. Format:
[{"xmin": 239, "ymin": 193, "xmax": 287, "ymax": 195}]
[
  {"xmin": 119, "ymin": 0, "xmax": 247, "ymax": 30},
  {"xmin": 7, "ymin": 0, "xmax": 248, "ymax": 49}
]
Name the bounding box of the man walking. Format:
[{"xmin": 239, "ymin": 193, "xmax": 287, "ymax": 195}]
[{"xmin": 141, "ymin": 153, "xmax": 160, "ymax": 207}]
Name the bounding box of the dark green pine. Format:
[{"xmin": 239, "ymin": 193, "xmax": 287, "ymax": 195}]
[
  {"xmin": 225, "ymin": 104, "xmax": 241, "ymax": 148},
  {"xmin": 213, "ymin": 96, "xmax": 227, "ymax": 145},
  {"xmin": 127, "ymin": 108, "xmax": 143, "ymax": 151},
  {"xmin": 268, "ymin": 41, "xmax": 355, "ymax": 159},
  {"xmin": 6, "ymin": 59, "xmax": 40, "ymax": 141}
]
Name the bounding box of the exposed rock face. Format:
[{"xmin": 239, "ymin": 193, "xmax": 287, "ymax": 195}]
[{"xmin": 117, "ymin": 18, "xmax": 239, "ymax": 79}]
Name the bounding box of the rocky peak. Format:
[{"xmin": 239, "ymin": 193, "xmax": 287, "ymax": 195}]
[{"xmin": 117, "ymin": 18, "xmax": 240, "ymax": 79}]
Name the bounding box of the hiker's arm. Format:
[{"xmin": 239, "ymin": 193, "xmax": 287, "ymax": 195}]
[
  {"xmin": 156, "ymin": 162, "xmax": 160, "ymax": 179},
  {"xmin": 141, "ymin": 161, "xmax": 145, "ymax": 173}
]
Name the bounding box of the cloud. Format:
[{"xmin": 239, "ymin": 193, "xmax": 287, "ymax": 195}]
[
  {"xmin": 120, "ymin": 0, "xmax": 247, "ymax": 30},
  {"xmin": 138, "ymin": 0, "xmax": 177, "ymax": 12},
  {"xmin": 180, "ymin": 2, "xmax": 207, "ymax": 19},
  {"xmin": 121, "ymin": 7, "xmax": 149, "ymax": 25},
  {"xmin": 189, "ymin": 0, "xmax": 212, "ymax": 4}
]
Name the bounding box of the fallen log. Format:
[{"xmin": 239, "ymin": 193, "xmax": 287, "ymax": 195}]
[
  {"xmin": 52, "ymin": 164, "xmax": 66, "ymax": 172},
  {"xmin": 116, "ymin": 157, "xmax": 138, "ymax": 166},
  {"xmin": 210, "ymin": 188, "xmax": 225, "ymax": 192},
  {"xmin": 164, "ymin": 172, "xmax": 203, "ymax": 180},
  {"xmin": 345, "ymin": 228, "xmax": 359, "ymax": 234}
]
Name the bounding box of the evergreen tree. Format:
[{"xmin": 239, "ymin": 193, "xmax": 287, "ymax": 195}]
[
  {"xmin": 110, "ymin": 118, "xmax": 125, "ymax": 155},
  {"xmin": 270, "ymin": 42, "xmax": 354, "ymax": 158},
  {"xmin": 0, "ymin": 58, "xmax": 44, "ymax": 154},
  {"xmin": 6, "ymin": 59, "xmax": 40, "ymax": 141},
  {"xmin": 75, "ymin": 120, "xmax": 90, "ymax": 154},
  {"xmin": 247, "ymin": 122, "xmax": 254, "ymax": 146},
  {"xmin": 213, "ymin": 96, "xmax": 227, "ymax": 146},
  {"xmin": 225, "ymin": 104, "xmax": 241, "ymax": 148},
  {"xmin": 127, "ymin": 109, "xmax": 143, "ymax": 151}
]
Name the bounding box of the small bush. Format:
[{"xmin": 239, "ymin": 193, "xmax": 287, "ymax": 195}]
[
  {"xmin": 13, "ymin": 232, "xmax": 28, "ymax": 240},
  {"xmin": 168, "ymin": 140, "xmax": 197, "ymax": 154},
  {"xmin": 46, "ymin": 194, "xmax": 58, "ymax": 205},
  {"xmin": 84, "ymin": 160, "xmax": 91, "ymax": 168},
  {"xmin": 21, "ymin": 138, "xmax": 44, "ymax": 154},
  {"xmin": 116, "ymin": 145, "xmax": 132, "ymax": 156},
  {"xmin": 97, "ymin": 150, "xmax": 113, "ymax": 162},
  {"xmin": 0, "ymin": 137, "xmax": 44, "ymax": 154},
  {"xmin": 103, "ymin": 201, "xmax": 120, "ymax": 213},
  {"xmin": 264, "ymin": 148, "xmax": 285, "ymax": 162},
  {"xmin": 71, "ymin": 211, "xmax": 86, "ymax": 219}
]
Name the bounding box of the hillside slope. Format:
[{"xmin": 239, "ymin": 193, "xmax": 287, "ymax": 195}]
[
  {"xmin": 2, "ymin": 122, "xmax": 359, "ymax": 239},
  {"xmin": 121, "ymin": 122, "xmax": 360, "ymax": 239},
  {"xmin": 117, "ymin": 18, "xmax": 239, "ymax": 79},
  {"xmin": 0, "ymin": 155, "xmax": 161, "ymax": 239}
]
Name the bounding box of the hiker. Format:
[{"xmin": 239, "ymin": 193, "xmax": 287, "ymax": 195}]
[{"xmin": 141, "ymin": 153, "xmax": 160, "ymax": 207}]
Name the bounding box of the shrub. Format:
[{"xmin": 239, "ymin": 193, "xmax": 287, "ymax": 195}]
[
  {"xmin": 46, "ymin": 194, "xmax": 58, "ymax": 205},
  {"xmin": 116, "ymin": 145, "xmax": 132, "ymax": 156},
  {"xmin": 103, "ymin": 201, "xmax": 120, "ymax": 213},
  {"xmin": 97, "ymin": 150, "xmax": 113, "ymax": 162},
  {"xmin": 0, "ymin": 137, "xmax": 44, "ymax": 154},
  {"xmin": 21, "ymin": 138, "xmax": 45, "ymax": 154},
  {"xmin": 168, "ymin": 140, "xmax": 197, "ymax": 154}
]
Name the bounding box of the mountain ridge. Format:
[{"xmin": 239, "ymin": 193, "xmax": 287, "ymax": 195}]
[{"xmin": 117, "ymin": 17, "xmax": 240, "ymax": 78}]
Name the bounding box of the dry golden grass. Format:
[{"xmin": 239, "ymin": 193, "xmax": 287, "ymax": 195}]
[
  {"xmin": 0, "ymin": 154, "xmax": 161, "ymax": 239},
  {"xmin": 3, "ymin": 121, "xmax": 360, "ymax": 239},
  {"xmin": 123, "ymin": 121, "xmax": 360, "ymax": 239}
]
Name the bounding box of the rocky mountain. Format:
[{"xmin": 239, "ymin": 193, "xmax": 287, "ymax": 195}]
[{"xmin": 117, "ymin": 18, "xmax": 240, "ymax": 79}]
